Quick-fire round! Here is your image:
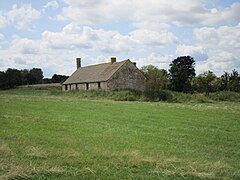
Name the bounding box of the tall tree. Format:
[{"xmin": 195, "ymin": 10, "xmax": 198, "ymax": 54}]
[
  {"xmin": 169, "ymin": 56, "xmax": 196, "ymax": 92},
  {"xmin": 51, "ymin": 74, "xmax": 68, "ymax": 83},
  {"xmin": 28, "ymin": 68, "xmax": 43, "ymax": 84},
  {"xmin": 192, "ymin": 71, "xmax": 219, "ymax": 94},
  {"xmin": 141, "ymin": 65, "xmax": 170, "ymax": 100},
  {"xmin": 5, "ymin": 68, "xmax": 22, "ymax": 88},
  {"xmin": 0, "ymin": 71, "xmax": 8, "ymax": 89},
  {"xmin": 220, "ymin": 70, "xmax": 240, "ymax": 92},
  {"xmin": 228, "ymin": 69, "xmax": 240, "ymax": 92},
  {"xmin": 220, "ymin": 72, "xmax": 230, "ymax": 91},
  {"xmin": 20, "ymin": 69, "xmax": 30, "ymax": 85}
]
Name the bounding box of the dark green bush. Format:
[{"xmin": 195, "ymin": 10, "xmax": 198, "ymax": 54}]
[
  {"xmin": 109, "ymin": 90, "xmax": 141, "ymax": 101},
  {"xmin": 208, "ymin": 91, "xmax": 240, "ymax": 102},
  {"xmin": 158, "ymin": 90, "xmax": 173, "ymax": 101}
]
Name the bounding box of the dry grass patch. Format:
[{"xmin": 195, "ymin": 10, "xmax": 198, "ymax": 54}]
[{"xmin": 26, "ymin": 146, "xmax": 48, "ymax": 159}]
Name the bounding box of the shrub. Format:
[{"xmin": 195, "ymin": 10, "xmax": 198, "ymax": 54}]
[
  {"xmin": 144, "ymin": 90, "xmax": 173, "ymax": 102},
  {"xmin": 208, "ymin": 91, "xmax": 240, "ymax": 102},
  {"xmin": 109, "ymin": 90, "xmax": 141, "ymax": 101},
  {"xmin": 158, "ymin": 90, "xmax": 173, "ymax": 101}
]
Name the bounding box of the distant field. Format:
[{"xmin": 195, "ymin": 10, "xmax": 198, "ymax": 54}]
[{"xmin": 0, "ymin": 88, "xmax": 240, "ymax": 179}]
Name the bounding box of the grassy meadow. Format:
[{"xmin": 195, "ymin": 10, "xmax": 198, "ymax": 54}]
[{"xmin": 0, "ymin": 88, "xmax": 240, "ymax": 179}]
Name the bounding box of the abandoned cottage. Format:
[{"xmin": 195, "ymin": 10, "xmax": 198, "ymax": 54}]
[{"xmin": 62, "ymin": 57, "xmax": 146, "ymax": 92}]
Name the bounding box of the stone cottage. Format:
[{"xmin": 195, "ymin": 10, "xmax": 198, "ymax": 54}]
[{"xmin": 62, "ymin": 57, "xmax": 146, "ymax": 92}]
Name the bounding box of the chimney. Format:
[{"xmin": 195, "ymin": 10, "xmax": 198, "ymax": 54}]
[
  {"xmin": 76, "ymin": 58, "xmax": 81, "ymax": 69},
  {"xmin": 133, "ymin": 62, "xmax": 137, "ymax": 67},
  {"xmin": 110, "ymin": 57, "xmax": 116, "ymax": 64}
]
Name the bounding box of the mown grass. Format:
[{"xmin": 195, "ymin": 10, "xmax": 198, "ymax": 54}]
[{"xmin": 0, "ymin": 88, "xmax": 240, "ymax": 179}]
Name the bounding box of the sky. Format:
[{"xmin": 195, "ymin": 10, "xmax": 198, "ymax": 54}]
[{"xmin": 0, "ymin": 0, "xmax": 240, "ymax": 77}]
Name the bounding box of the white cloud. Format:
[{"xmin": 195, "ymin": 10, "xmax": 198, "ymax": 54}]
[
  {"xmin": 43, "ymin": 1, "xmax": 59, "ymax": 9},
  {"xmin": 130, "ymin": 29, "xmax": 178, "ymax": 47},
  {"xmin": 136, "ymin": 53, "xmax": 174, "ymax": 70},
  {"xmin": 59, "ymin": 0, "xmax": 240, "ymax": 27},
  {"xmin": 41, "ymin": 23, "xmax": 177, "ymax": 53},
  {"xmin": 0, "ymin": 12, "xmax": 8, "ymax": 29},
  {"xmin": 0, "ymin": 22, "xmax": 178, "ymax": 76},
  {"xmin": 202, "ymin": 3, "xmax": 240, "ymax": 26},
  {"xmin": 195, "ymin": 24, "xmax": 240, "ymax": 52},
  {"xmin": 133, "ymin": 21, "xmax": 170, "ymax": 31},
  {"xmin": 0, "ymin": 33, "xmax": 6, "ymax": 48},
  {"xmin": 194, "ymin": 24, "xmax": 240, "ymax": 75},
  {"xmin": 196, "ymin": 50, "xmax": 239, "ymax": 76},
  {"xmin": 10, "ymin": 38, "xmax": 42, "ymax": 54},
  {"xmin": 5, "ymin": 4, "xmax": 41, "ymax": 30},
  {"xmin": 0, "ymin": 34, "xmax": 5, "ymax": 41},
  {"xmin": 176, "ymin": 45, "xmax": 208, "ymax": 61},
  {"xmin": 0, "ymin": 40, "xmax": 87, "ymax": 76}
]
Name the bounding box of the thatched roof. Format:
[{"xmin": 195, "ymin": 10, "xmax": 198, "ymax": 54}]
[{"xmin": 63, "ymin": 60, "xmax": 128, "ymax": 84}]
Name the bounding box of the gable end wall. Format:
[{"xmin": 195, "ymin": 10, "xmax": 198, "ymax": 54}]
[{"xmin": 107, "ymin": 61, "xmax": 146, "ymax": 92}]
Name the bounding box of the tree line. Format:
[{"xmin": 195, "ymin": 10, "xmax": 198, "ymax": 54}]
[
  {"xmin": 1, "ymin": 56, "xmax": 239, "ymax": 95},
  {"xmin": 0, "ymin": 68, "xmax": 68, "ymax": 89},
  {"xmin": 141, "ymin": 56, "xmax": 240, "ymax": 100}
]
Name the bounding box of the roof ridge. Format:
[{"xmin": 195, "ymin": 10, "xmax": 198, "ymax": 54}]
[
  {"xmin": 62, "ymin": 59, "xmax": 130, "ymax": 85},
  {"xmin": 80, "ymin": 59, "xmax": 127, "ymax": 69}
]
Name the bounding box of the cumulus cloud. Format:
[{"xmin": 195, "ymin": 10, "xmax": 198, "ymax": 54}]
[
  {"xmin": 0, "ymin": 12, "xmax": 8, "ymax": 29},
  {"xmin": 202, "ymin": 3, "xmax": 240, "ymax": 26},
  {"xmin": 2, "ymin": 4, "xmax": 41, "ymax": 30},
  {"xmin": 194, "ymin": 24, "xmax": 240, "ymax": 52},
  {"xmin": 0, "ymin": 33, "xmax": 6, "ymax": 44},
  {"xmin": 136, "ymin": 53, "xmax": 174, "ymax": 70},
  {"xmin": 176, "ymin": 45, "xmax": 208, "ymax": 61},
  {"xmin": 196, "ymin": 50, "xmax": 239, "ymax": 75},
  {"xmin": 59, "ymin": 0, "xmax": 240, "ymax": 27},
  {"xmin": 0, "ymin": 41, "xmax": 87, "ymax": 76},
  {"xmin": 10, "ymin": 38, "xmax": 42, "ymax": 54},
  {"xmin": 194, "ymin": 24, "xmax": 240, "ymax": 75},
  {"xmin": 41, "ymin": 23, "xmax": 177, "ymax": 53},
  {"xmin": 0, "ymin": 22, "xmax": 178, "ymax": 76},
  {"xmin": 0, "ymin": 33, "xmax": 7, "ymax": 49},
  {"xmin": 43, "ymin": 0, "xmax": 59, "ymax": 9},
  {"xmin": 130, "ymin": 29, "xmax": 178, "ymax": 47}
]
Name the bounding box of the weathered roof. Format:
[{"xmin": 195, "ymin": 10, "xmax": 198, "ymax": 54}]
[{"xmin": 63, "ymin": 60, "xmax": 128, "ymax": 84}]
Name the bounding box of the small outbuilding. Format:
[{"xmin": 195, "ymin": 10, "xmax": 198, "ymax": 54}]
[{"xmin": 62, "ymin": 57, "xmax": 146, "ymax": 92}]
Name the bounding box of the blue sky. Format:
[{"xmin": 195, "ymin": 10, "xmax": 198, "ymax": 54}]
[{"xmin": 0, "ymin": 0, "xmax": 240, "ymax": 77}]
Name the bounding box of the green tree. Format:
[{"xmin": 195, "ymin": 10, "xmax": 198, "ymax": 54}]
[
  {"xmin": 20, "ymin": 69, "xmax": 30, "ymax": 85},
  {"xmin": 141, "ymin": 65, "xmax": 170, "ymax": 100},
  {"xmin": 220, "ymin": 72, "xmax": 230, "ymax": 91},
  {"xmin": 220, "ymin": 70, "xmax": 240, "ymax": 92},
  {"xmin": 51, "ymin": 74, "xmax": 68, "ymax": 83},
  {"xmin": 192, "ymin": 71, "xmax": 219, "ymax": 94},
  {"xmin": 5, "ymin": 68, "xmax": 22, "ymax": 88},
  {"xmin": 0, "ymin": 71, "xmax": 8, "ymax": 89},
  {"xmin": 28, "ymin": 68, "xmax": 43, "ymax": 84},
  {"xmin": 169, "ymin": 56, "xmax": 196, "ymax": 92},
  {"xmin": 228, "ymin": 69, "xmax": 240, "ymax": 92}
]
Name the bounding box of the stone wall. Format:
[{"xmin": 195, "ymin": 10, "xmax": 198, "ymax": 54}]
[
  {"xmin": 107, "ymin": 61, "xmax": 146, "ymax": 92},
  {"xmin": 89, "ymin": 82, "xmax": 108, "ymax": 90},
  {"xmin": 62, "ymin": 84, "xmax": 71, "ymax": 91},
  {"xmin": 62, "ymin": 82, "xmax": 108, "ymax": 91},
  {"xmin": 77, "ymin": 83, "xmax": 86, "ymax": 90},
  {"xmin": 89, "ymin": 82, "xmax": 98, "ymax": 90}
]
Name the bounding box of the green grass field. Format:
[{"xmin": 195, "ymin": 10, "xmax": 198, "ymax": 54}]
[{"xmin": 1, "ymin": 88, "xmax": 240, "ymax": 179}]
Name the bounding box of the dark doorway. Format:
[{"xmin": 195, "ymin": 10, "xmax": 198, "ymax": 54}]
[
  {"xmin": 98, "ymin": 82, "xmax": 101, "ymax": 89},
  {"xmin": 86, "ymin": 83, "xmax": 89, "ymax": 90}
]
